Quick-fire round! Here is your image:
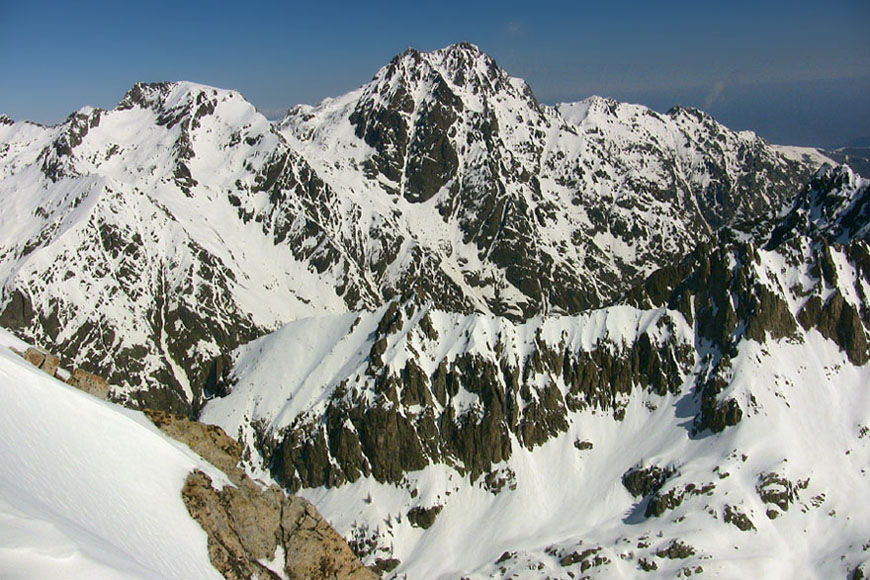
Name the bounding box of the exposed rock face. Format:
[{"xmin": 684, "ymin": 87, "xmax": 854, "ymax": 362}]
[
  {"xmin": 144, "ymin": 410, "xmax": 375, "ymax": 580},
  {"xmin": 66, "ymin": 368, "xmax": 109, "ymax": 399},
  {"xmin": 768, "ymin": 164, "xmax": 870, "ymax": 246},
  {"xmin": 183, "ymin": 470, "xmax": 376, "ymax": 580},
  {"xmin": 625, "ymin": 191, "xmax": 870, "ymax": 433},
  {"xmin": 22, "ymin": 346, "xmax": 59, "ymax": 377},
  {"xmin": 622, "ymin": 464, "xmax": 679, "ymax": 498},
  {"xmin": 558, "ymin": 547, "xmax": 609, "ymax": 571},
  {"xmin": 144, "ymin": 409, "xmax": 243, "ymax": 476},
  {"xmin": 756, "ymin": 471, "xmax": 809, "ymax": 514},
  {"xmin": 19, "ymin": 345, "xmax": 110, "ymax": 399},
  {"xmin": 283, "ymin": 43, "xmax": 816, "ymax": 322},
  {"xmin": 182, "ymin": 470, "xmax": 283, "ymax": 580},
  {"xmin": 723, "ymin": 504, "xmax": 756, "ymax": 531},
  {"xmin": 798, "ymin": 289, "xmax": 869, "ymax": 365},
  {"xmin": 235, "ymin": 303, "xmax": 695, "ymax": 492},
  {"xmin": 655, "ymin": 540, "xmax": 696, "ymax": 559},
  {"xmin": 645, "ymin": 481, "xmax": 716, "ymax": 518},
  {"xmin": 627, "ymin": 235, "xmax": 801, "ymax": 357},
  {"xmin": 765, "ymin": 165, "xmax": 870, "ymax": 365},
  {"xmin": 406, "ymin": 504, "xmax": 443, "ymax": 529}
]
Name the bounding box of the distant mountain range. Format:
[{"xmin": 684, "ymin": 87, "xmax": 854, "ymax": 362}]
[
  {"xmin": 824, "ymin": 145, "xmax": 870, "ymax": 178},
  {"xmin": 0, "ymin": 43, "xmax": 824, "ymax": 414},
  {"xmin": 1, "ymin": 43, "xmax": 868, "ymax": 579}
]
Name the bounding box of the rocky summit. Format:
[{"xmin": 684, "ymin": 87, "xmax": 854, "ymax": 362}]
[
  {"xmin": 0, "ymin": 44, "xmax": 818, "ymax": 416},
  {"xmin": 1, "ymin": 43, "xmax": 869, "ymax": 579}
]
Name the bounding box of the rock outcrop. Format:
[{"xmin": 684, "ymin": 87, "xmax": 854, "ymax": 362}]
[
  {"xmin": 19, "ymin": 345, "xmax": 110, "ymax": 399},
  {"xmin": 253, "ymin": 304, "xmax": 694, "ymax": 492},
  {"xmin": 144, "ymin": 409, "xmax": 244, "ymax": 477},
  {"xmin": 182, "ymin": 470, "xmax": 376, "ymax": 580},
  {"xmin": 145, "ymin": 410, "xmax": 375, "ymax": 580},
  {"xmin": 66, "ymin": 368, "xmax": 109, "ymax": 399},
  {"xmin": 22, "ymin": 347, "xmax": 60, "ymax": 377}
]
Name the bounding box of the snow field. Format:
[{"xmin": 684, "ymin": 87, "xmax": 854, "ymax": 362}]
[{"xmin": 0, "ymin": 328, "xmax": 224, "ymax": 579}]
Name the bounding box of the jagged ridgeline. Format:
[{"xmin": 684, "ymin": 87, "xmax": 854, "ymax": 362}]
[
  {"xmin": 203, "ymin": 168, "xmax": 870, "ymax": 491},
  {"xmin": 200, "ymin": 164, "xmax": 870, "ymax": 579},
  {"xmin": 2, "ymin": 42, "xmax": 870, "ymax": 579},
  {"xmin": 202, "ymin": 302, "xmax": 696, "ymax": 491},
  {"xmin": 0, "ymin": 43, "xmax": 821, "ymax": 414}
]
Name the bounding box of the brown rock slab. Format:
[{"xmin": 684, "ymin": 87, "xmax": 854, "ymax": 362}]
[
  {"xmin": 183, "ymin": 470, "xmax": 376, "ymax": 580},
  {"xmin": 22, "ymin": 346, "xmax": 60, "ymax": 378},
  {"xmin": 144, "ymin": 409, "xmax": 243, "ymax": 478},
  {"xmin": 67, "ymin": 368, "xmax": 109, "ymax": 399}
]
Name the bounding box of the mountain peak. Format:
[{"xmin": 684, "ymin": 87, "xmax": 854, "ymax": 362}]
[
  {"xmin": 666, "ymin": 104, "xmax": 717, "ymax": 124},
  {"xmin": 430, "ymin": 41, "xmax": 490, "ymax": 65},
  {"xmin": 814, "ymin": 161, "xmax": 861, "ymax": 188},
  {"xmin": 118, "ymin": 81, "xmax": 179, "ymax": 111},
  {"xmin": 115, "ymin": 81, "xmax": 258, "ymax": 134},
  {"xmin": 391, "ymin": 42, "xmax": 489, "ymax": 67},
  {"xmin": 429, "ymin": 42, "xmax": 508, "ymax": 91},
  {"xmin": 375, "ymin": 43, "xmax": 517, "ymax": 103},
  {"xmin": 440, "ymin": 41, "xmax": 484, "ymax": 55},
  {"xmin": 768, "ymin": 163, "xmax": 869, "ymax": 247},
  {"xmin": 117, "ymin": 81, "xmax": 240, "ymax": 114}
]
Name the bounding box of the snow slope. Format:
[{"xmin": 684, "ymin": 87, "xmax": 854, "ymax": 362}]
[
  {"xmin": 202, "ymin": 301, "xmax": 870, "ymax": 579},
  {"xmin": 0, "ymin": 328, "xmax": 224, "ymax": 579}
]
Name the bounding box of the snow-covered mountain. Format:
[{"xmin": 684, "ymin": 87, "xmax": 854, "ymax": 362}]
[
  {"xmin": 0, "ymin": 44, "xmax": 822, "ymax": 414},
  {"xmin": 280, "ymin": 42, "xmax": 815, "ymax": 318},
  {"xmin": 201, "ymin": 164, "xmax": 870, "ymax": 579},
  {"xmin": 768, "ymin": 163, "xmax": 870, "ymax": 245},
  {"xmin": 0, "ymin": 81, "xmax": 358, "ymax": 413},
  {"xmin": 2, "ymin": 42, "xmax": 867, "ymax": 579}
]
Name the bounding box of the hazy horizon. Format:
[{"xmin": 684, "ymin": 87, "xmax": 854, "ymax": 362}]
[{"xmin": 2, "ymin": 0, "xmax": 868, "ymax": 149}]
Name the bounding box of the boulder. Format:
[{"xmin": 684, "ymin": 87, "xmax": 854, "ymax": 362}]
[{"xmin": 67, "ymin": 368, "xmax": 109, "ymax": 399}]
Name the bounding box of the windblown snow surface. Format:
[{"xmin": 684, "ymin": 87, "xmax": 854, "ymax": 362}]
[
  {"xmin": 0, "ymin": 328, "xmax": 224, "ymax": 579},
  {"xmin": 203, "ymin": 301, "xmax": 870, "ymax": 579}
]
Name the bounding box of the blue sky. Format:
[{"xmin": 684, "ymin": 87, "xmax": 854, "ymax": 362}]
[{"xmin": 1, "ymin": 0, "xmax": 868, "ymax": 147}]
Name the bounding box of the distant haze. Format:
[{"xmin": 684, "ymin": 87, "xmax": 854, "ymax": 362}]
[
  {"xmin": 606, "ymin": 76, "xmax": 870, "ymax": 150},
  {"xmin": 2, "ymin": 0, "xmax": 868, "ymax": 148}
]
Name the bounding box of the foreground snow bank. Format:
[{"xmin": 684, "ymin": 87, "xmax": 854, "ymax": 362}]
[{"xmin": 0, "ymin": 328, "xmax": 222, "ymax": 579}]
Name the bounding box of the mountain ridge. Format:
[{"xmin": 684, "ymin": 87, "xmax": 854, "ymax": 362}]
[
  {"xmin": 0, "ymin": 45, "xmax": 827, "ymax": 413},
  {"xmin": 200, "ymin": 153, "xmax": 870, "ymax": 579},
  {"xmin": 1, "ymin": 43, "xmax": 868, "ymax": 579}
]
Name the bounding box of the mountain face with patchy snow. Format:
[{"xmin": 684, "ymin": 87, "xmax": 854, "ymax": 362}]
[
  {"xmin": 201, "ymin": 165, "xmax": 870, "ymax": 579},
  {"xmin": 0, "ymin": 82, "xmax": 349, "ymax": 414},
  {"xmin": 2, "ymin": 43, "xmax": 868, "ymax": 579},
  {"xmin": 281, "ymin": 43, "xmax": 813, "ymax": 318},
  {"xmin": 0, "ymin": 44, "xmax": 819, "ymax": 415}
]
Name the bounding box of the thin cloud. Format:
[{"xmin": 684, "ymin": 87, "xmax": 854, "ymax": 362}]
[
  {"xmin": 704, "ymin": 70, "xmax": 747, "ymax": 109},
  {"xmin": 704, "ymin": 79, "xmax": 727, "ymax": 108},
  {"xmin": 503, "ymin": 20, "xmax": 525, "ymax": 36}
]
